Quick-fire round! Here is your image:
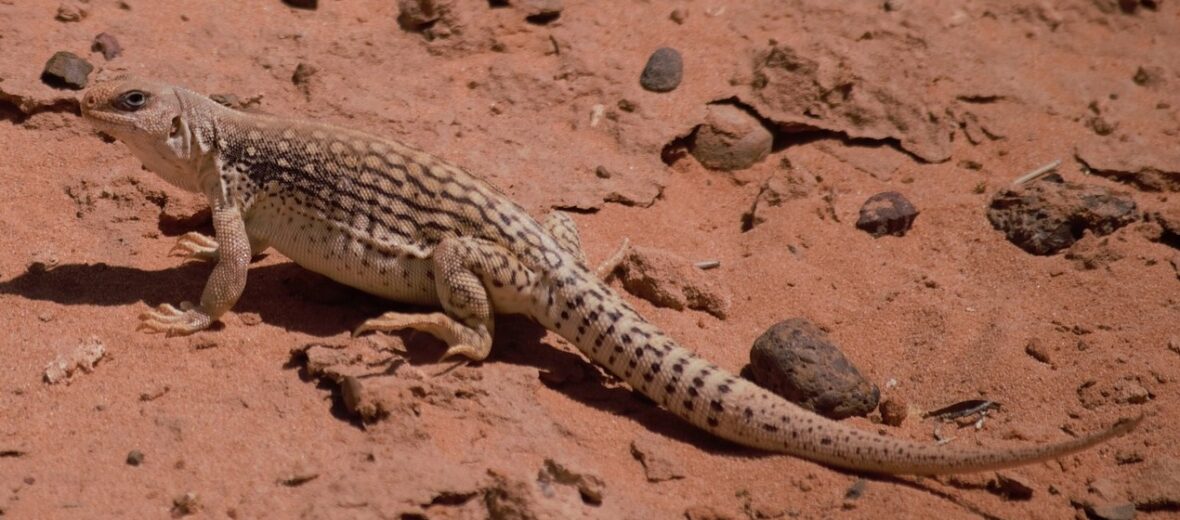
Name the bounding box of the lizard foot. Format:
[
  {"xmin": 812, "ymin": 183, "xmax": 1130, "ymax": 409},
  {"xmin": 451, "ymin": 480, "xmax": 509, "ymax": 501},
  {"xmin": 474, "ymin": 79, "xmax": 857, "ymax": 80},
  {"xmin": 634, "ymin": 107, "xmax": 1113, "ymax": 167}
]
[
  {"xmin": 138, "ymin": 302, "xmax": 213, "ymax": 336},
  {"xmin": 169, "ymin": 232, "xmax": 219, "ymax": 261},
  {"xmin": 354, "ymin": 311, "xmax": 492, "ymax": 362},
  {"xmin": 595, "ymin": 237, "xmax": 630, "ymax": 280}
]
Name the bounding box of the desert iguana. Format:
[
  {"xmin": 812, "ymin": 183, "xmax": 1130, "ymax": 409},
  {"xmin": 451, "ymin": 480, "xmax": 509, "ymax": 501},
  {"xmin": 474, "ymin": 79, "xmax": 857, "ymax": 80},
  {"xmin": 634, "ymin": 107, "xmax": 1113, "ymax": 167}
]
[{"xmin": 79, "ymin": 77, "xmax": 1139, "ymax": 474}]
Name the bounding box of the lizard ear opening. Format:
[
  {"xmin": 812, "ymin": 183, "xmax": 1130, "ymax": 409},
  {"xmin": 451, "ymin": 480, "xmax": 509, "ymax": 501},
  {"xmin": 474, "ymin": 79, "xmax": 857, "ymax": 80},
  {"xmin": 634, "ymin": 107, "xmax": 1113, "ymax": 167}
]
[{"xmin": 169, "ymin": 116, "xmax": 181, "ymax": 138}]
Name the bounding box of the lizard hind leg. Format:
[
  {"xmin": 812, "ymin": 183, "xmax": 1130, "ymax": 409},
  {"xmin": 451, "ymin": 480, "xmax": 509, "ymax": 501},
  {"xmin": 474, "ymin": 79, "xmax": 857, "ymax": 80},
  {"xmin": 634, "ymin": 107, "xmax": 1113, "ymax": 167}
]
[
  {"xmin": 353, "ymin": 311, "xmax": 491, "ymax": 361},
  {"xmin": 355, "ymin": 237, "xmax": 537, "ymax": 362},
  {"xmin": 540, "ymin": 211, "xmax": 629, "ymax": 279},
  {"xmin": 541, "ymin": 211, "xmax": 586, "ymax": 262}
]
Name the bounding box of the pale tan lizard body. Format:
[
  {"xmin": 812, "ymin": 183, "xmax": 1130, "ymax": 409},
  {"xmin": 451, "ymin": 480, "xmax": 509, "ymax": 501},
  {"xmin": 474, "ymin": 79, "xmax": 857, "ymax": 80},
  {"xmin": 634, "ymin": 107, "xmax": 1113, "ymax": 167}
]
[{"xmin": 79, "ymin": 77, "xmax": 1139, "ymax": 475}]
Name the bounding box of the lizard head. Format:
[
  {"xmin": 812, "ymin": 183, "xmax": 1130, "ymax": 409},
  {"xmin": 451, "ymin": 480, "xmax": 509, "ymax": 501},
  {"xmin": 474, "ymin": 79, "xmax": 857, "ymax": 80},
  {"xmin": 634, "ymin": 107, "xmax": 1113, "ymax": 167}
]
[{"xmin": 81, "ymin": 76, "xmax": 210, "ymax": 192}]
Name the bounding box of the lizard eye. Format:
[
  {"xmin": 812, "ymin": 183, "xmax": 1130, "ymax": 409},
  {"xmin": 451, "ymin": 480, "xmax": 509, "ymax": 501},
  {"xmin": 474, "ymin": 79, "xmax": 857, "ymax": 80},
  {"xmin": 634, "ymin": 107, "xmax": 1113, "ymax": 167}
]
[{"xmin": 114, "ymin": 90, "xmax": 149, "ymax": 111}]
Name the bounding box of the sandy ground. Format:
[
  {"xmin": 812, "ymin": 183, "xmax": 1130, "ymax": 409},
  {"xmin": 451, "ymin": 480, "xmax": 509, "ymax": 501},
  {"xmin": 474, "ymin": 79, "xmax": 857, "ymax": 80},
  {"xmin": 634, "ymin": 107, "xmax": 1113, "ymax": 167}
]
[{"xmin": 1, "ymin": 1, "xmax": 1178, "ymax": 518}]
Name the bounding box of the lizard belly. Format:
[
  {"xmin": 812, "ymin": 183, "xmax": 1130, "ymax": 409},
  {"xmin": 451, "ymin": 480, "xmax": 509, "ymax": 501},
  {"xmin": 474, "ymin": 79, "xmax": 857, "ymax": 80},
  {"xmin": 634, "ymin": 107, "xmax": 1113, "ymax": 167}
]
[{"xmin": 249, "ymin": 211, "xmax": 440, "ymax": 306}]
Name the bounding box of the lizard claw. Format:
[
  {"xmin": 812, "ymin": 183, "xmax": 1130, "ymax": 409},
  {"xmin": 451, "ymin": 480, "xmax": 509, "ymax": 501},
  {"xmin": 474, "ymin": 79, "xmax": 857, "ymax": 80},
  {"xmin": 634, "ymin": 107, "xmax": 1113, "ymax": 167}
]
[
  {"xmin": 169, "ymin": 232, "xmax": 219, "ymax": 261},
  {"xmin": 138, "ymin": 301, "xmax": 212, "ymax": 337}
]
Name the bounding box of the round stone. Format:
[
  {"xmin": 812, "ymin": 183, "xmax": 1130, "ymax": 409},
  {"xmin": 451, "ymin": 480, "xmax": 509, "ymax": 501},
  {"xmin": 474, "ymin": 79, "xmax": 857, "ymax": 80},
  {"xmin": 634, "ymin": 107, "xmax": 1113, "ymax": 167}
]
[
  {"xmin": 690, "ymin": 104, "xmax": 773, "ymax": 171},
  {"xmin": 640, "ymin": 47, "xmax": 683, "ymax": 93}
]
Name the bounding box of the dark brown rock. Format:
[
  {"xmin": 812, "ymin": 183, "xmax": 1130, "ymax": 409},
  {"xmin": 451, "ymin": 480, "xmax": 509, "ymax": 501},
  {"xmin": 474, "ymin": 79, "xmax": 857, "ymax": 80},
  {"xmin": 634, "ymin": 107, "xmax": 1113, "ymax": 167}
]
[
  {"xmin": 126, "ymin": 450, "xmax": 145, "ymax": 466},
  {"xmin": 639, "ymin": 47, "xmax": 683, "ymax": 93},
  {"xmin": 41, "ymin": 51, "xmax": 93, "ymax": 90},
  {"xmin": 855, "ymin": 192, "xmax": 919, "ymax": 237},
  {"xmin": 91, "ymin": 33, "xmax": 122, "ymax": 60},
  {"xmin": 748, "ymin": 318, "xmax": 879, "ymax": 419},
  {"xmin": 282, "ymin": 0, "xmax": 317, "ymax": 9},
  {"xmin": 987, "ymin": 179, "xmax": 1138, "ymax": 255}
]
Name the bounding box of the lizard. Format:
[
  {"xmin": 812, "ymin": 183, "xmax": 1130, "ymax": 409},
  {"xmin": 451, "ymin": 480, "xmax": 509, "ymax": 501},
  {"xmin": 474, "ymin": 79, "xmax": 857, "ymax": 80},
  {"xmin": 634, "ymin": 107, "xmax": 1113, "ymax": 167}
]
[{"xmin": 78, "ymin": 76, "xmax": 1140, "ymax": 475}]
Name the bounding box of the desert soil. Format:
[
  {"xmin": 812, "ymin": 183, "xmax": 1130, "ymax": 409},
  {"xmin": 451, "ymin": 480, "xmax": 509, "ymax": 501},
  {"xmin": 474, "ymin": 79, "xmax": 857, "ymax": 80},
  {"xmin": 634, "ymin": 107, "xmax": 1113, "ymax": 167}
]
[{"xmin": 1, "ymin": 1, "xmax": 1178, "ymax": 519}]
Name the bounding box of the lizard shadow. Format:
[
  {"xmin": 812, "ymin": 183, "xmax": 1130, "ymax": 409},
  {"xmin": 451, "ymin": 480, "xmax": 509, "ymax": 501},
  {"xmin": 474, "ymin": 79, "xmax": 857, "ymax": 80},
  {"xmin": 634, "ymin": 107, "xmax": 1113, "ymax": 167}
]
[
  {"xmin": 0, "ymin": 260, "xmax": 388, "ymax": 337},
  {"xmin": 2, "ymin": 261, "xmax": 767, "ymax": 457},
  {"xmin": 488, "ymin": 315, "xmax": 768, "ymax": 459}
]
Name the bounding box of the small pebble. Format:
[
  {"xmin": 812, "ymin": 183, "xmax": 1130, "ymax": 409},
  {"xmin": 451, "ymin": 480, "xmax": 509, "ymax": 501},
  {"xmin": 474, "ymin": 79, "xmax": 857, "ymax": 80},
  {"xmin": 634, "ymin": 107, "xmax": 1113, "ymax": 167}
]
[
  {"xmin": 670, "ymin": 8, "xmax": 688, "ymax": 24},
  {"xmin": 844, "ymin": 479, "xmax": 867, "ymax": 501},
  {"xmin": 397, "ymin": 0, "xmax": 443, "ymax": 30},
  {"xmin": 1133, "ymin": 66, "xmax": 1165, "ymax": 87},
  {"xmin": 126, "ymin": 450, "xmax": 145, "ymax": 466},
  {"xmin": 521, "ymin": 0, "xmax": 563, "ymax": 23},
  {"xmin": 210, "ymin": 93, "xmax": 243, "ymax": 108},
  {"xmin": 91, "ymin": 33, "xmax": 123, "ymax": 60},
  {"xmin": 855, "ymin": 192, "xmax": 919, "ymax": 237},
  {"xmin": 171, "ymin": 492, "xmax": 201, "ymax": 517},
  {"xmin": 292, "ymin": 62, "xmax": 318, "ymax": 95},
  {"xmin": 282, "ymin": 0, "xmax": 317, "ymax": 9},
  {"xmin": 41, "ymin": 51, "xmax": 94, "ymax": 90},
  {"xmin": 55, "ymin": 3, "xmax": 86, "ymax": 22},
  {"xmin": 640, "ymin": 47, "xmax": 683, "ymax": 93},
  {"xmin": 878, "ymin": 396, "xmax": 907, "ymax": 426}
]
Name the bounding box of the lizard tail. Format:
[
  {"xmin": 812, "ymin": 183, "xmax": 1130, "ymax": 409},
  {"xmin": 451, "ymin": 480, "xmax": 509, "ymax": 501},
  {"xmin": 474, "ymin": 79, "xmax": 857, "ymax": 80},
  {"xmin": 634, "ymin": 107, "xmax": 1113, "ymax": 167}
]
[{"xmin": 536, "ymin": 273, "xmax": 1141, "ymax": 475}]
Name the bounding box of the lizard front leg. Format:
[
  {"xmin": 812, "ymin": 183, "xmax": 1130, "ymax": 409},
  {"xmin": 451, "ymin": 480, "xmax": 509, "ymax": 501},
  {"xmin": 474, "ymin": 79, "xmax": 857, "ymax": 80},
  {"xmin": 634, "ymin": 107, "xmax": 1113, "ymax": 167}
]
[
  {"xmin": 139, "ymin": 203, "xmax": 252, "ymax": 336},
  {"xmin": 169, "ymin": 229, "xmax": 269, "ymax": 262}
]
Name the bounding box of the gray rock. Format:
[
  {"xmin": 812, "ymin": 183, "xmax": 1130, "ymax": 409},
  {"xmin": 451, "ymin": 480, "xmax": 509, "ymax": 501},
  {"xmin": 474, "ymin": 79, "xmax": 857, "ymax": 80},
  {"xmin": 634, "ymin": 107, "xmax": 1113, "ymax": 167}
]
[
  {"xmin": 855, "ymin": 191, "xmax": 919, "ymax": 237},
  {"xmin": 748, "ymin": 318, "xmax": 879, "ymax": 419},
  {"xmin": 691, "ymin": 104, "xmax": 772, "ymax": 171},
  {"xmin": 640, "ymin": 47, "xmax": 683, "ymax": 93},
  {"xmin": 41, "ymin": 51, "xmax": 93, "ymax": 90}
]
